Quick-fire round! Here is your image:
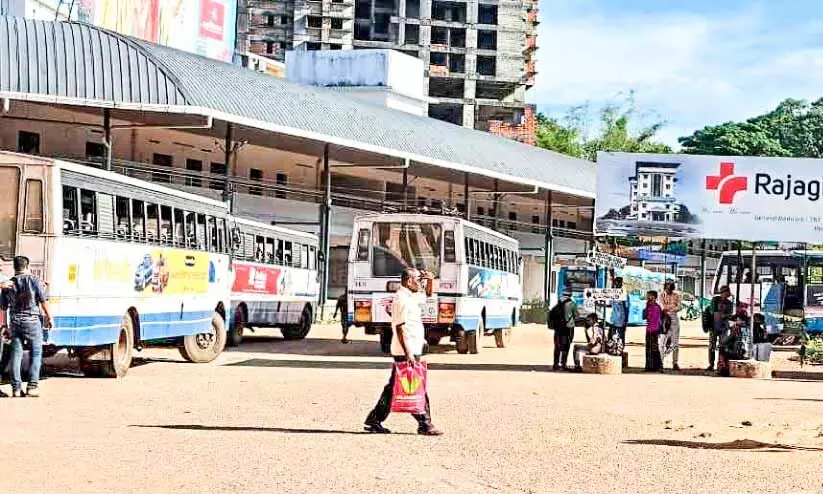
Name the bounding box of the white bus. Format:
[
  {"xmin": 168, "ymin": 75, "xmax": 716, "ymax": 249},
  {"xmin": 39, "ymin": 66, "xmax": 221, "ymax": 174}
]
[
  {"xmin": 347, "ymin": 213, "xmax": 522, "ymax": 354},
  {"xmin": 0, "ymin": 152, "xmax": 229, "ymax": 377},
  {"xmin": 227, "ymin": 217, "xmax": 319, "ymax": 345}
]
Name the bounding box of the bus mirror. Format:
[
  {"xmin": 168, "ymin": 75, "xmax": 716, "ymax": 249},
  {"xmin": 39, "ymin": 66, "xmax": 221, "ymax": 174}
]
[{"xmin": 317, "ymin": 252, "xmax": 326, "ymax": 262}]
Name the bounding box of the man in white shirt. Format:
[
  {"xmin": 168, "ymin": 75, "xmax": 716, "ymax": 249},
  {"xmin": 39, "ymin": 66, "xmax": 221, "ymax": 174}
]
[{"xmin": 364, "ymin": 268, "xmax": 442, "ymax": 436}]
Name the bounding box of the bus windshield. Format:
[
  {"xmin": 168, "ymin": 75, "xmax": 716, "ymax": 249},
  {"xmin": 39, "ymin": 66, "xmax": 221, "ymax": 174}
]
[
  {"xmin": 372, "ymin": 222, "xmax": 441, "ymax": 277},
  {"xmin": 0, "ymin": 167, "xmax": 20, "ymax": 260}
]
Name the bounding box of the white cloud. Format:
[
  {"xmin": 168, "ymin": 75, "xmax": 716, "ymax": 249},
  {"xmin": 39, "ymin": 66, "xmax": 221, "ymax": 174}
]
[{"xmin": 532, "ymin": 4, "xmax": 823, "ymax": 146}]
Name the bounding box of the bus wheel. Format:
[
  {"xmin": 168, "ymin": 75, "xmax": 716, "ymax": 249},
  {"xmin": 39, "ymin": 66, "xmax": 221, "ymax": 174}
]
[
  {"xmin": 426, "ymin": 336, "xmax": 443, "ymax": 346},
  {"xmin": 80, "ymin": 314, "xmax": 134, "ymax": 378},
  {"xmin": 494, "ymin": 328, "xmax": 512, "ymax": 348},
  {"xmin": 228, "ymin": 307, "xmax": 246, "ymax": 347},
  {"xmin": 282, "ymin": 306, "xmax": 312, "ymax": 340},
  {"xmin": 455, "ymin": 327, "xmax": 469, "ymax": 354},
  {"xmin": 180, "ymin": 313, "xmax": 227, "ymax": 363},
  {"xmin": 468, "ymin": 319, "xmax": 484, "ymax": 354}
]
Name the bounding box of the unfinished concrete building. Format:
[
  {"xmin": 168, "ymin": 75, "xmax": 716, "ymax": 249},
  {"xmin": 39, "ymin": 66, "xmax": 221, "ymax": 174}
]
[{"xmin": 238, "ymin": 0, "xmax": 538, "ymax": 136}]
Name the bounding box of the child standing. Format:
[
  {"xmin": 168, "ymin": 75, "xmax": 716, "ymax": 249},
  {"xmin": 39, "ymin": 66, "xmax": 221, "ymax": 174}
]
[{"xmin": 643, "ymin": 291, "xmax": 663, "ymax": 372}]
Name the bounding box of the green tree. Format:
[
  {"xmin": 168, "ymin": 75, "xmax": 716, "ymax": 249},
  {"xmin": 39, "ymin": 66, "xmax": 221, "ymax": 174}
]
[
  {"xmin": 535, "ymin": 94, "xmax": 671, "ymax": 161},
  {"xmin": 679, "ymin": 98, "xmax": 823, "ymax": 157}
]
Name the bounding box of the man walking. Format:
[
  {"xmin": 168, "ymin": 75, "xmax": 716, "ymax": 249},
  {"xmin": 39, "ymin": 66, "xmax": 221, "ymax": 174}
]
[
  {"xmin": 364, "ymin": 268, "xmax": 442, "ymax": 435},
  {"xmin": 0, "ymin": 256, "xmax": 52, "ymax": 397},
  {"xmin": 333, "ymin": 290, "xmax": 350, "ymax": 344},
  {"xmin": 550, "ymin": 290, "xmax": 577, "ymax": 371},
  {"xmin": 661, "ymin": 281, "xmax": 682, "ymax": 370},
  {"xmin": 707, "ymin": 285, "xmax": 733, "ymax": 371}
]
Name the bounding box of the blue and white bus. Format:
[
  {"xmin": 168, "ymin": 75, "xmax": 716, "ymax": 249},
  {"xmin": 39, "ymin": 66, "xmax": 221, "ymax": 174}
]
[
  {"xmin": 347, "ymin": 213, "xmax": 522, "ymax": 354},
  {"xmin": 0, "ymin": 152, "xmax": 229, "ymax": 377}
]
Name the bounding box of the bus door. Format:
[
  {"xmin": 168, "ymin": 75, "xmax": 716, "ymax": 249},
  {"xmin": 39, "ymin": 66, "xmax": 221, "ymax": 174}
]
[
  {"xmin": 804, "ymin": 257, "xmax": 823, "ymax": 332},
  {"xmin": 7, "ymin": 162, "xmax": 50, "ymax": 280}
]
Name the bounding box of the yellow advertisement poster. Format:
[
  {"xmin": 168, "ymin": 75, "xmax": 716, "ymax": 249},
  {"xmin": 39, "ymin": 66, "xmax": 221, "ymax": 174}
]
[{"xmin": 95, "ymin": 248, "xmax": 210, "ymax": 296}]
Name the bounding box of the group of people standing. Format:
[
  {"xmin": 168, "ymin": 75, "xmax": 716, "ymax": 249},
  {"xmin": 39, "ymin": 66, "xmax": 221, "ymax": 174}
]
[{"xmin": 549, "ymin": 278, "xmax": 768, "ymax": 374}]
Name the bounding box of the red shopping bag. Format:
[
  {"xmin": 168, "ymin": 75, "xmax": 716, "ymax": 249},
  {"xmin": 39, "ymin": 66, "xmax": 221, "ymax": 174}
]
[{"xmin": 390, "ymin": 361, "xmax": 427, "ymax": 414}]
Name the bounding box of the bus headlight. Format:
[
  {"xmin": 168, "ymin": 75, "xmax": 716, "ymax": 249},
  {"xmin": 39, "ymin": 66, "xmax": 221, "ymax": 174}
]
[
  {"xmin": 438, "ymin": 302, "xmax": 455, "ymax": 323},
  {"xmin": 355, "ymin": 300, "xmax": 372, "ymax": 323}
]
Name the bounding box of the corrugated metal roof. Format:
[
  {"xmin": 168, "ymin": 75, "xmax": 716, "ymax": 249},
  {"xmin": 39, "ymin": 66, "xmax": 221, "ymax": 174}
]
[
  {"xmin": 0, "ymin": 17, "xmax": 595, "ymax": 197},
  {"xmin": 0, "ymin": 17, "xmax": 187, "ymax": 105}
]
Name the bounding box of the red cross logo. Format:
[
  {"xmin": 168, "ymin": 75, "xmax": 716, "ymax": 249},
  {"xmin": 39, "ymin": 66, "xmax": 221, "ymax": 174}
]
[{"xmin": 706, "ymin": 162, "xmax": 748, "ymax": 204}]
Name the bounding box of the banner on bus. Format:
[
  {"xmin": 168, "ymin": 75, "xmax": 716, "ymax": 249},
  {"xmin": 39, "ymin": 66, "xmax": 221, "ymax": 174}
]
[
  {"xmin": 596, "ymin": 152, "xmax": 823, "ymax": 243},
  {"xmin": 232, "ymin": 264, "xmax": 287, "ymax": 295}
]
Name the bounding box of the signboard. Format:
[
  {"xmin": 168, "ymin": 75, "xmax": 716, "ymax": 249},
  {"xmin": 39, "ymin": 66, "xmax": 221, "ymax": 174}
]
[
  {"xmin": 582, "ymin": 288, "xmax": 625, "ymax": 311},
  {"xmin": 637, "ymin": 249, "xmax": 687, "ymax": 265},
  {"xmin": 596, "ymin": 152, "xmax": 823, "ymax": 243},
  {"xmin": 586, "ymin": 250, "xmax": 626, "ymax": 269},
  {"xmin": 27, "ymin": 0, "xmax": 237, "ymax": 63}
]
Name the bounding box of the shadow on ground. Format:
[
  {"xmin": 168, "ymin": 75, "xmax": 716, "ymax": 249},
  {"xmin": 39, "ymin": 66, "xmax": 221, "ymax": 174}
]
[
  {"xmin": 226, "ymin": 358, "xmax": 553, "ymax": 372},
  {"xmin": 225, "ymin": 336, "xmax": 475, "ymax": 358},
  {"xmin": 624, "ymin": 438, "xmax": 823, "ymax": 452},
  {"xmin": 131, "ymin": 424, "xmax": 415, "ymax": 435}
]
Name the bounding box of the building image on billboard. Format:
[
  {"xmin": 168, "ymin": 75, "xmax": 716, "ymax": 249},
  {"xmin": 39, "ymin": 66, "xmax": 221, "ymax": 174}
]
[
  {"xmin": 596, "ymin": 152, "xmax": 701, "ymax": 238},
  {"xmin": 12, "ymin": 0, "xmax": 236, "ymax": 63}
]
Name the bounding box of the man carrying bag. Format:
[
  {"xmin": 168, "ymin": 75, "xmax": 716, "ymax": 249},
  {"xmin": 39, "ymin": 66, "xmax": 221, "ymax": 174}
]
[{"xmin": 364, "ymin": 268, "xmax": 442, "ymax": 436}]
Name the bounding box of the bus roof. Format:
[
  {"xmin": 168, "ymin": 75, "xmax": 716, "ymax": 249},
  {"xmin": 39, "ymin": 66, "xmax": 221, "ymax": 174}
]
[
  {"xmin": 353, "ymin": 213, "xmax": 518, "ymax": 244},
  {"xmin": 233, "ymin": 216, "xmax": 318, "ymax": 241},
  {"xmin": 57, "ymin": 157, "xmax": 229, "ymax": 209}
]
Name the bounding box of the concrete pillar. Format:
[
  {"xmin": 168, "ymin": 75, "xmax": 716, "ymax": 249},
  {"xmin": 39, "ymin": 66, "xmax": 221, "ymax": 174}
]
[
  {"xmin": 543, "ymin": 190, "xmax": 553, "ymax": 306},
  {"xmin": 319, "ymin": 144, "xmax": 332, "ymax": 317}
]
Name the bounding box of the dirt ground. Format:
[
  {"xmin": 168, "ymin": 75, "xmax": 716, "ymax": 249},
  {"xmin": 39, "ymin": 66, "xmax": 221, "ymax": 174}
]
[{"xmin": 2, "ymin": 320, "xmax": 823, "ymax": 493}]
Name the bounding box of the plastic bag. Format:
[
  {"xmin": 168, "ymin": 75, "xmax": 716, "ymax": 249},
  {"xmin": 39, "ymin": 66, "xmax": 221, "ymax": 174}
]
[{"xmin": 390, "ymin": 361, "xmax": 427, "ymax": 414}]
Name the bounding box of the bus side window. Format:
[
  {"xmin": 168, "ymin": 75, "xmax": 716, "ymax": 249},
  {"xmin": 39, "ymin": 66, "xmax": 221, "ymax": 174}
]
[
  {"xmin": 245, "ymin": 234, "xmax": 255, "ymax": 260},
  {"xmin": 276, "ymin": 239, "xmax": 284, "ymax": 265},
  {"xmin": 444, "ymin": 231, "xmax": 456, "ymax": 263},
  {"xmin": 132, "ymin": 199, "xmax": 146, "ymax": 242},
  {"xmin": 266, "ymin": 238, "xmax": 275, "ymax": 264},
  {"xmin": 115, "ymin": 196, "xmax": 131, "ymax": 238},
  {"xmin": 146, "ymin": 203, "xmax": 159, "ymax": 243},
  {"xmin": 207, "ymin": 216, "xmax": 218, "ymax": 252},
  {"xmin": 473, "ymin": 240, "xmax": 480, "ymax": 266},
  {"xmin": 255, "ymin": 235, "xmax": 265, "ymax": 261},
  {"xmin": 80, "ymin": 189, "xmax": 97, "ymax": 235},
  {"xmin": 216, "ymin": 218, "xmax": 226, "ymax": 253},
  {"xmin": 62, "ymin": 186, "xmax": 79, "ymax": 234},
  {"xmin": 185, "ymin": 212, "xmax": 197, "ymax": 248},
  {"xmin": 160, "ymin": 206, "xmax": 173, "ymax": 245},
  {"xmin": 284, "ymin": 241, "xmax": 293, "ymax": 266},
  {"xmin": 302, "ymin": 245, "xmax": 309, "ymax": 269},
  {"xmin": 464, "ymin": 237, "xmax": 471, "ymax": 264},
  {"xmin": 309, "ymin": 246, "xmax": 317, "ymax": 270},
  {"xmin": 196, "ymin": 214, "xmax": 207, "ymax": 251},
  {"xmin": 356, "ymin": 229, "xmax": 370, "ymax": 261},
  {"xmin": 23, "ymin": 179, "xmax": 44, "ymax": 233}
]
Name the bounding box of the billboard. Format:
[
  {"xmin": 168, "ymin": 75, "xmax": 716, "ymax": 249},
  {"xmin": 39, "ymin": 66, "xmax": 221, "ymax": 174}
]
[
  {"xmin": 596, "ymin": 152, "xmax": 823, "ymax": 243},
  {"xmin": 21, "ymin": 0, "xmax": 236, "ymax": 63}
]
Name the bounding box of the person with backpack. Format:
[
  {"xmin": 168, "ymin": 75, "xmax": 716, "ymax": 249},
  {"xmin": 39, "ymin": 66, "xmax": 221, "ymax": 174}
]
[{"xmin": 549, "ymin": 290, "xmax": 577, "ymax": 371}]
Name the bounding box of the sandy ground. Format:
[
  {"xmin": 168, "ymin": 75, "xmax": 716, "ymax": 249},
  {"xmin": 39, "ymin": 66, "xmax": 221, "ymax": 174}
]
[{"xmin": 2, "ymin": 320, "xmax": 823, "ymax": 493}]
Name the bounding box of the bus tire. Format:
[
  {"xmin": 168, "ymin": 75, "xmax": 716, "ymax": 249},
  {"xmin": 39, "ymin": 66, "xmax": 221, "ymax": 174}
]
[
  {"xmin": 379, "ymin": 327, "xmax": 393, "ymax": 354},
  {"xmin": 80, "ymin": 314, "xmax": 134, "ymax": 378},
  {"xmin": 179, "ymin": 313, "xmax": 227, "ymax": 363},
  {"xmin": 455, "ymin": 327, "xmax": 469, "ymax": 354},
  {"xmin": 426, "ymin": 336, "xmax": 443, "ymax": 346},
  {"xmin": 494, "ymin": 327, "xmax": 512, "ymax": 348},
  {"xmin": 468, "ymin": 318, "xmax": 484, "ymax": 354},
  {"xmin": 282, "ymin": 305, "xmax": 312, "ymax": 340},
  {"xmin": 228, "ymin": 306, "xmax": 246, "ymax": 347}
]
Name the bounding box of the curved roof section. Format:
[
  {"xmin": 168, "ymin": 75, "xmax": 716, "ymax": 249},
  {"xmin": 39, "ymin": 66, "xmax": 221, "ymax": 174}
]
[
  {"xmin": 0, "ymin": 17, "xmax": 188, "ymax": 105},
  {"xmin": 0, "ymin": 18, "xmax": 595, "ymax": 197}
]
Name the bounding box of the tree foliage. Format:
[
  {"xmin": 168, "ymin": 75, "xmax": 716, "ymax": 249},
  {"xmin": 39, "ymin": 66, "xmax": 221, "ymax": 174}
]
[
  {"xmin": 535, "ymin": 94, "xmax": 671, "ymax": 161},
  {"xmin": 679, "ymin": 98, "xmax": 823, "ymax": 157}
]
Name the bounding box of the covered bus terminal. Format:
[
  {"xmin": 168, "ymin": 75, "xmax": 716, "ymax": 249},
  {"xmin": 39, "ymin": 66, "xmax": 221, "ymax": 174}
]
[{"xmin": 0, "ymin": 18, "xmax": 595, "ymax": 309}]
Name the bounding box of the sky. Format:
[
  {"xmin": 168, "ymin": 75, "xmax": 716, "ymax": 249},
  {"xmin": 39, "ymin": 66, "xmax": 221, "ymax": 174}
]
[{"xmin": 534, "ymin": 0, "xmax": 823, "ymax": 147}]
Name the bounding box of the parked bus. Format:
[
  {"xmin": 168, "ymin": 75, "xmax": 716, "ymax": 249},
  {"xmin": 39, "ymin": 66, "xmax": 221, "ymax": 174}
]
[
  {"xmin": 347, "ymin": 213, "xmax": 522, "ymax": 354},
  {"xmin": 0, "ymin": 152, "xmax": 229, "ymax": 378},
  {"xmin": 227, "ymin": 217, "xmax": 319, "ymax": 345},
  {"xmin": 713, "ymin": 249, "xmax": 811, "ymax": 333}
]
